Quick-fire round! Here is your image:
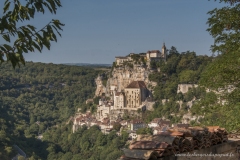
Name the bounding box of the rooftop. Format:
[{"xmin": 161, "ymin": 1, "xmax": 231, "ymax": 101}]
[{"xmin": 126, "ymin": 81, "xmax": 147, "ymax": 89}]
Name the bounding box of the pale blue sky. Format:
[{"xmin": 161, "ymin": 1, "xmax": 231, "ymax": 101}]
[{"xmin": 1, "ymin": 0, "xmax": 226, "ymax": 64}]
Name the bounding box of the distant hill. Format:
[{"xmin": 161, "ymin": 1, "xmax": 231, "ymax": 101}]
[{"xmin": 62, "ymin": 63, "xmax": 112, "ymax": 67}]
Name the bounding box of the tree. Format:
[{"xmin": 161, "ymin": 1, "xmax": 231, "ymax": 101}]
[
  {"xmin": 0, "ymin": 0, "xmax": 64, "ymax": 68},
  {"xmin": 207, "ymin": 0, "xmax": 240, "ymax": 53},
  {"xmin": 179, "ymin": 70, "xmax": 197, "ymax": 84},
  {"xmin": 136, "ymin": 128, "xmax": 153, "ymax": 135},
  {"xmin": 201, "ymin": 0, "xmax": 240, "ymax": 89},
  {"xmin": 113, "ymin": 122, "xmax": 122, "ymax": 131}
]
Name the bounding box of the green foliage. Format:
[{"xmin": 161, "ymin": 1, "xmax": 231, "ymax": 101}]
[
  {"xmin": 179, "ymin": 70, "xmax": 197, "ymax": 84},
  {"xmin": 0, "ymin": 0, "xmax": 64, "ymax": 68},
  {"xmin": 0, "ymin": 62, "xmax": 106, "ymax": 159},
  {"xmin": 144, "ymin": 99, "xmax": 180, "ymax": 123},
  {"xmin": 146, "ymin": 47, "xmax": 212, "ymax": 125},
  {"xmin": 130, "ymin": 53, "xmax": 146, "ymax": 65},
  {"xmin": 149, "ymin": 47, "xmax": 211, "ymax": 101},
  {"xmin": 42, "ymin": 125, "xmax": 126, "ymax": 160},
  {"xmin": 93, "ymin": 96, "xmax": 101, "ymax": 104},
  {"xmin": 200, "ymin": 49, "xmax": 240, "ymax": 89},
  {"xmin": 113, "ymin": 122, "xmax": 122, "ymax": 131},
  {"xmin": 123, "ymin": 61, "xmax": 133, "ymax": 68},
  {"xmin": 207, "ymin": 1, "xmax": 240, "ymax": 53},
  {"xmin": 136, "ymin": 127, "xmax": 153, "ymax": 135},
  {"xmin": 99, "ymin": 72, "xmax": 108, "ymax": 86},
  {"xmin": 130, "ymin": 54, "xmax": 140, "ymax": 62},
  {"xmin": 193, "ymin": 0, "xmax": 240, "ymax": 131}
]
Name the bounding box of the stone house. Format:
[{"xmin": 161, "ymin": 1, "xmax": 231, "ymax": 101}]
[
  {"xmin": 148, "ymin": 118, "xmax": 162, "ymax": 128},
  {"xmin": 148, "ymin": 118, "xmax": 171, "ymax": 128},
  {"xmin": 129, "ymin": 131, "xmax": 138, "ymax": 140},
  {"xmin": 124, "ymin": 81, "xmax": 148, "ymax": 110},
  {"xmin": 115, "ymin": 56, "xmax": 132, "ymax": 66},
  {"xmin": 129, "ymin": 119, "xmax": 146, "ymax": 131},
  {"xmin": 153, "ymin": 125, "xmax": 169, "ymax": 135},
  {"xmin": 96, "ymin": 99, "xmax": 113, "ymax": 120}
]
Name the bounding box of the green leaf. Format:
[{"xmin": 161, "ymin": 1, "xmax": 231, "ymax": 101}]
[
  {"xmin": 27, "ymin": 25, "xmax": 36, "ymax": 31},
  {"xmin": 4, "ymin": 2, "xmax": 11, "ymax": 13},
  {"xmin": 2, "ymin": 34, "xmax": 10, "ymax": 42},
  {"xmin": 32, "ymin": 41, "xmax": 41, "ymax": 52},
  {"xmin": 3, "ymin": 44, "xmax": 12, "ymax": 51}
]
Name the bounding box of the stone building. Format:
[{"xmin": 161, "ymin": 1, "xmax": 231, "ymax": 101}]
[
  {"xmin": 124, "ymin": 81, "xmax": 148, "ymax": 110},
  {"xmin": 96, "ymin": 99, "xmax": 112, "ymax": 120},
  {"xmin": 113, "ymin": 92, "xmax": 125, "ymax": 109},
  {"xmin": 111, "ymin": 81, "xmax": 149, "ymax": 111},
  {"xmin": 129, "ymin": 119, "xmax": 146, "ymax": 131},
  {"xmin": 115, "ymin": 56, "xmax": 132, "ymax": 66},
  {"xmin": 115, "ymin": 43, "xmax": 167, "ymax": 67},
  {"xmin": 146, "ymin": 43, "xmax": 167, "ymax": 66}
]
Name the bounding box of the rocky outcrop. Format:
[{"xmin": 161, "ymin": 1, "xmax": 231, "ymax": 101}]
[
  {"xmin": 95, "ymin": 75, "xmax": 107, "ymax": 97},
  {"xmin": 106, "ymin": 65, "xmax": 154, "ymax": 94},
  {"xmin": 177, "ymin": 84, "xmax": 198, "ymax": 94}
]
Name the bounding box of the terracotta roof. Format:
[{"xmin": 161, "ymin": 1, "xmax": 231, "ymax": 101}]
[
  {"xmin": 159, "ymin": 120, "xmax": 171, "ymax": 126},
  {"xmin": 102, "ymin": 118, "xmax": 110, "ymax": 124},
  {"xmin": 126, "ymin": 81, "xmax": 146, "ymax": 89},
  {"xmin": 76, "ymin": 117, "xmax": 82, "ymax": 122},
  {"xmin": 131, "ymin": 119, "xmax": 144, "ymax": 124},
  {"xmin": 151, "ymin": 118, "xmax": 162, "ymax": 123},
  {"xmin": 175, "ymin": 124, "xmax": 189, "ymax": 129},
  {"xmin": 147, "ymin": 50, "xmax": 160, "ymax": 53}
]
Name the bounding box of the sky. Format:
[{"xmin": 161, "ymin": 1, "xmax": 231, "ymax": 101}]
[{"xmin": 1, "ymin": 0, "xmax": 226, "ymax": 64}]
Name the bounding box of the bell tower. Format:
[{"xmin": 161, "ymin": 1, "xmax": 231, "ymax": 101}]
[{"xmin": 162, "ymin": 43, "xmax": 167, "ymax": 61}]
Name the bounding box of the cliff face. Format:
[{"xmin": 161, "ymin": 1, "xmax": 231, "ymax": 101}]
[
  {"xmin": 106, "ymin": 65, "xmax": 154, "ymax": 94},
  {"xmin": 95, "ymin": 76, "xmax": 107, "ymax": 97},
  {"xmin": 95, "ymin": 65, "xmax": 153, "ymax": 97}
]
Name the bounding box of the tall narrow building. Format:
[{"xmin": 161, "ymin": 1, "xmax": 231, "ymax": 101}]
[{"xmin": 162, "ymin": 43, "xmax": 167, "ymax": 61}]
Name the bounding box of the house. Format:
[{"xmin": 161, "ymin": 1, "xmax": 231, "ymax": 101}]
[
  {"xmin": 148, "ymin": 118, "xmax": 162, "ymax": 128},
  {"xmin": 128, "ymin": 131, "xmax": 138, "ymax": 140},
  {"xmin": 120, "ymin": 120, "xmax": 128, "ymax": 126},
  {"xmin": 159, "ymin": 120, "xmax": 171, "ymax": 127},
  {"xmin": 153, "ymin": 126, "xmax": 169, "ymax": 135},
  {"xmin": 115, "ymin": 56, "xmax": 131, "ymax": 66},
  {"xmin": 129, "ymin": 119, "xmax": 146, "ymax": 131},
  {"xmin": 148, "ymin": 118, "xmax": 171, "ymax": 128}
]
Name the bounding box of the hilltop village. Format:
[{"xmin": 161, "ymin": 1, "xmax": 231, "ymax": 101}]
[
  {"xmin": 72, "ymin": 43, "xmax": 196, "ymax": 136},
  {"xmin": 72, "ymin": 43, "xmax": 235, "ymax": 139}
]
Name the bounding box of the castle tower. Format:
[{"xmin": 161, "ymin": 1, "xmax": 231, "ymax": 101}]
[{"xmin": 162, "ymin": 43, "xmax": 167, "ymax": 61}]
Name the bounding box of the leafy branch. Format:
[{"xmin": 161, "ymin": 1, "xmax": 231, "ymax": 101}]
[{"xmin": 0, "ymin": 0, "xmax": 64, "ymax": 68}]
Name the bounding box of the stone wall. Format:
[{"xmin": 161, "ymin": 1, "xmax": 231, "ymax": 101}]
[{"xmin": 177, "ymin": 84, "xmax": 198, "ymax": 94}]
